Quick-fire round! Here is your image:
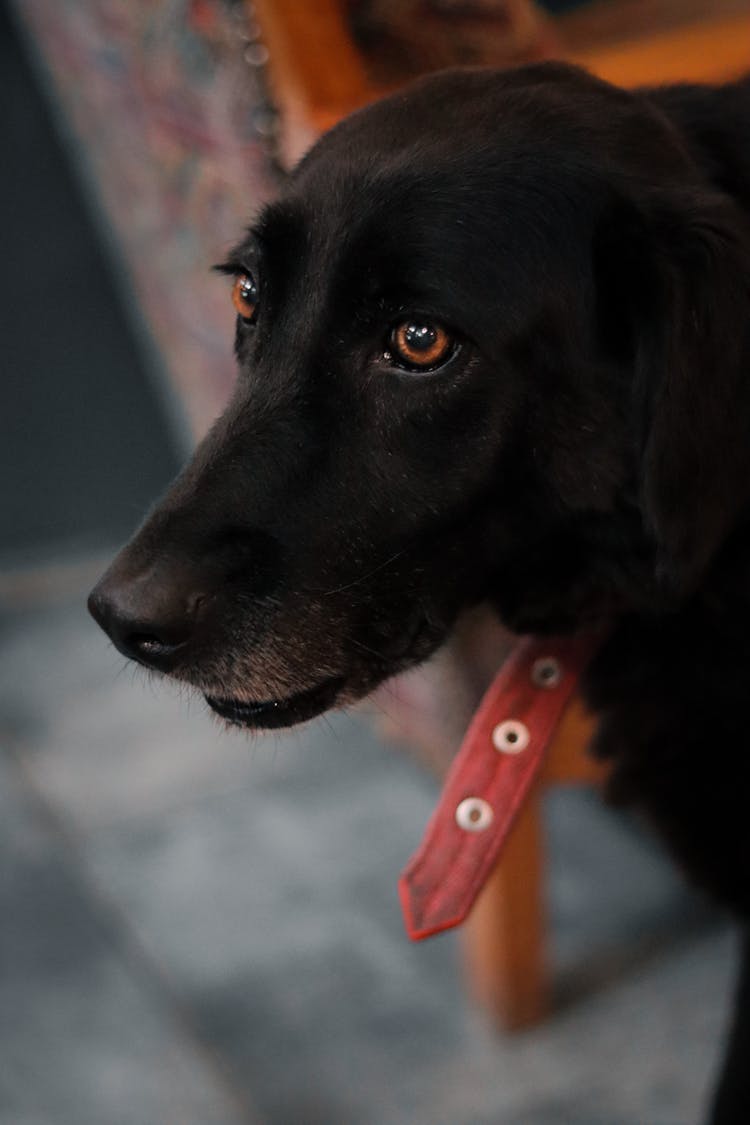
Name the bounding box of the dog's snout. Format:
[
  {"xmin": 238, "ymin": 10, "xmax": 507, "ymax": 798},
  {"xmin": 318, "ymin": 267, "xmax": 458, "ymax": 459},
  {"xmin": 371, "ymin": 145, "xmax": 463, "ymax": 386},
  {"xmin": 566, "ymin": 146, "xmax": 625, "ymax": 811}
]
[{"xmin": 88, "ymin": 568, "xmax": 206, "ymax": 671}]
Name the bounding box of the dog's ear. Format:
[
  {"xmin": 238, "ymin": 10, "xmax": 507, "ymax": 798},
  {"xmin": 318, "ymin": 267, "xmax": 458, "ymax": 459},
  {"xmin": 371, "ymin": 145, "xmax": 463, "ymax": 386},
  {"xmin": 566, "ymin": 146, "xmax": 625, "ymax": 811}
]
[{"xmin": 599, "ymin": 191, "xmax": 750, "ymax": 593}]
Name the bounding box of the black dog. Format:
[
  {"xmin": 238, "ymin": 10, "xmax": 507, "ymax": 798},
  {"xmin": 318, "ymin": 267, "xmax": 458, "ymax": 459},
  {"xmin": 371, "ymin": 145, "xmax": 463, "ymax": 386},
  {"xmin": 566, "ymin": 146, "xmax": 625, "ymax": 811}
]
[{"xmin": 89, "ymin": 63, "xmax": 750, "ymax": 1121}]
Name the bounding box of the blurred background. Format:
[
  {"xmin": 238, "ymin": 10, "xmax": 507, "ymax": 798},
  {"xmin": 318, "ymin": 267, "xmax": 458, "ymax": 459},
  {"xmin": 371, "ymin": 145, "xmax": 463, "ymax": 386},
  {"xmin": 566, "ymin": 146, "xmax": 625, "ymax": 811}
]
[{"xmin": 1, "ymin": 1, "xmax": 748, "ymax": 1122}]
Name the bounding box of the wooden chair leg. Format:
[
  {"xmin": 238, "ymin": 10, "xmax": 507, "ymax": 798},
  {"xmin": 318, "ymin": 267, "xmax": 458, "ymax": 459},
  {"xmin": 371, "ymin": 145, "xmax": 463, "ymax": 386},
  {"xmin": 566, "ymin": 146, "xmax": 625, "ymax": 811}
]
[{"xmin": 461, "ymin": 791, "xmax": 548, "ymax": 1030}]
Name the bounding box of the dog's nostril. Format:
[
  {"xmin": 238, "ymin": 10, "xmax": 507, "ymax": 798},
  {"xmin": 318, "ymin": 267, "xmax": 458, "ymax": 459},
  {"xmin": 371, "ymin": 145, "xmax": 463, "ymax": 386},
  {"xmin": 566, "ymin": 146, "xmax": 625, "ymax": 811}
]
[
  {"xmin": 88, "ymin": 572, "xmax": 199, "ymax": 668},
  {"xmin": 127, "ymin": 632, "xmax": 183, "ymax": 661}
]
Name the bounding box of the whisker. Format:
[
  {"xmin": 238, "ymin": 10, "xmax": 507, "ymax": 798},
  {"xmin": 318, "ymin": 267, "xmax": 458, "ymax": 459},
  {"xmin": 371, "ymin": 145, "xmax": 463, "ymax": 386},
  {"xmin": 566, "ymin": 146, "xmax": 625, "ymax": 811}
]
[
  {"xmin": 320, "ymin": 712, "xmax": 340, "ymax": 742},
  {"xmin": 318, "ymin": 549, "xmax": 406, "ymax": 597},
  {"xmin": 348, "ymin": 635, "xmax": 387, "ymax": 661},
  {"xmin": 359, "ymin": 694, "xmax": 402, "ymax": 730}
]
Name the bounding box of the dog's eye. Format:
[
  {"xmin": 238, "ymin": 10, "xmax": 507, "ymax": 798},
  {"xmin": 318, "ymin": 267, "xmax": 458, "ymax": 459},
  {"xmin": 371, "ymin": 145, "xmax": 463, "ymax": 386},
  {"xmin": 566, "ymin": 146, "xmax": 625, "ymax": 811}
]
[
  {"xmin": 388, "ymin": 321, "xmax": 453, "ymax": 371},
  {"xmin": 231, "ymin": 272, "xmax": 259, "ymax": 323}
]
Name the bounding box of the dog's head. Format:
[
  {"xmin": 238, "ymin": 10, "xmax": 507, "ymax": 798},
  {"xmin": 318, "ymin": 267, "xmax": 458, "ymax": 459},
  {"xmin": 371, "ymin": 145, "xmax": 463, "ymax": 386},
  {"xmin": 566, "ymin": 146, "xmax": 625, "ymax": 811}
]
[{"xmin": 89, "ymin": 63, "xmax": 750, "ymax": 728}]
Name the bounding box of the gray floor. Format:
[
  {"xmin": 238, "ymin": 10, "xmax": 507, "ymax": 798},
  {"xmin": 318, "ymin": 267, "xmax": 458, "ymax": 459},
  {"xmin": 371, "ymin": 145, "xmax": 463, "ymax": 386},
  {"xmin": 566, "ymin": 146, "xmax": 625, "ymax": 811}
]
[{"xmin": 0, "ymin": 574, "xmax": 739, "ymax": 1125}]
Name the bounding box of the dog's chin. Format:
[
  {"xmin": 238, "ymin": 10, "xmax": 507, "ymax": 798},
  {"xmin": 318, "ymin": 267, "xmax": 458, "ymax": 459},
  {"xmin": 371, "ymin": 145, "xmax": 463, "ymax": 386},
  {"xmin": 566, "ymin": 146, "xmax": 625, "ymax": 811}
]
[
  {"xmin": 202, "ymin": 614, "xmax": 449, "ymax": 731},
  {"xmin": 205, "ymin": 674, "xmax": 346, "ymax": 730}
]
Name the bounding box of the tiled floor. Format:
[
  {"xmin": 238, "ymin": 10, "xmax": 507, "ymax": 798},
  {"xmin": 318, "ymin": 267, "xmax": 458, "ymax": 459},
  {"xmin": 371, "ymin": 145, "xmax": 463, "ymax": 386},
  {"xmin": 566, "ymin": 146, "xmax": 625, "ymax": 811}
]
[{"xmin": 0, "ymin": 578, "xmax": 739, "ymax": 1125}]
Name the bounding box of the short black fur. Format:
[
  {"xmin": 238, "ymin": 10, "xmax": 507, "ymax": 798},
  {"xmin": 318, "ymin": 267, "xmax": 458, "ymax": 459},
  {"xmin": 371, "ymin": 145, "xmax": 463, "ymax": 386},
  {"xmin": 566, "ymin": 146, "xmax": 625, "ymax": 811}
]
[{"xmin": 88, "ymin": 63, "xmax": 750, "ymax": 1122}]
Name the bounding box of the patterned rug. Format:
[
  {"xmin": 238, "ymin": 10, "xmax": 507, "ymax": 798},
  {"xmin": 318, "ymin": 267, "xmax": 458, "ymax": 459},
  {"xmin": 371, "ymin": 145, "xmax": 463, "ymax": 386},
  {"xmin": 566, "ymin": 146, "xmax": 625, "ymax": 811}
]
[{"xmin": 13, "ymin": 0, "xmax": 278, "ymax": 434}]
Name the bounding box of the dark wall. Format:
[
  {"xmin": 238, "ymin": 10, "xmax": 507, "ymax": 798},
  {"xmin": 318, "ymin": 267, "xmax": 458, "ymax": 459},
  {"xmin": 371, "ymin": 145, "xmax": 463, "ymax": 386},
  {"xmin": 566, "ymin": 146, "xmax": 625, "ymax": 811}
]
[{"xmin": 0, "ymin": 2, "xmax": 183, "ymax": 569}]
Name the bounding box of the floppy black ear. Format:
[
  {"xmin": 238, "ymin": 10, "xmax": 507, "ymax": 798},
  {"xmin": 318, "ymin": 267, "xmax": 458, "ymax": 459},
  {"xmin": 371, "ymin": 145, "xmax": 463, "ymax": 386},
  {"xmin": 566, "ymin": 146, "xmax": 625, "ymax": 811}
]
[{"xmin": 630, "ymin": 191, "xmax": 750, "ymax": 592}]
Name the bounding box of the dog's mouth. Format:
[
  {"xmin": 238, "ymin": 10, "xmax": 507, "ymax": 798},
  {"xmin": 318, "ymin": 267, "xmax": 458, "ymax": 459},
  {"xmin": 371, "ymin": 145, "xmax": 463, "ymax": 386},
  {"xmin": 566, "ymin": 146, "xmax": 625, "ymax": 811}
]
[{"xmin": 205, "ymin": 675, "xmax": 346, "ymax": 730}]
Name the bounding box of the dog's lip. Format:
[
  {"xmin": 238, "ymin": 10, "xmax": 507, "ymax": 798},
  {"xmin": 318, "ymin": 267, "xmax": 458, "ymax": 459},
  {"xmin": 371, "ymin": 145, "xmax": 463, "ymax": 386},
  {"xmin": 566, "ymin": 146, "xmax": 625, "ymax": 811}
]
[{"xmin": 205, "ymin": 675, "xmax": 345, "ymax": 730}]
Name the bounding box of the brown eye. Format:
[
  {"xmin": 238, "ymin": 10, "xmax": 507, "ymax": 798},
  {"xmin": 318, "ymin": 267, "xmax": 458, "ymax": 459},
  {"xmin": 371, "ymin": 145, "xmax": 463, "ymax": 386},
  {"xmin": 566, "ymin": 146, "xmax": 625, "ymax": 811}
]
[
  {"xmin": 389, "ymin": 321, "xmax": 453, "ymax": 371},
  {"xmin": 232, "ymin": 272, "xmax": 259, "ymax": 322}
]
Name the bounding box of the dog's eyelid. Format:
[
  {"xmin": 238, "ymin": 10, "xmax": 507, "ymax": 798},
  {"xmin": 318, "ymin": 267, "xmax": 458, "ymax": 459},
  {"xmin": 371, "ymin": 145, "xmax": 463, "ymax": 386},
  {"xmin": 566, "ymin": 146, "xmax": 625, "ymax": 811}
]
[
  {"xmin": 214, "ymin": 260, "xmax": 262, "ymax": 284},
  {"xmin": 214, "ymin": 238, "xmax": 263, "ymax": 278},
  {"xmin": 387, "ymin": 346, "xmax": 461, "ymax": 376}
]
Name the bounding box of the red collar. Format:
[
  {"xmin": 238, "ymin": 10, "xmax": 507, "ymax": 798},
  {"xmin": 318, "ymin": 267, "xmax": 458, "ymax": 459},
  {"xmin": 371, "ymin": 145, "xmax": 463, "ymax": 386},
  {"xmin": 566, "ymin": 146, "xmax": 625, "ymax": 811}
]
[{"xmin": 398, "ymin": 632, "xmax": 602, "ymax": 941}]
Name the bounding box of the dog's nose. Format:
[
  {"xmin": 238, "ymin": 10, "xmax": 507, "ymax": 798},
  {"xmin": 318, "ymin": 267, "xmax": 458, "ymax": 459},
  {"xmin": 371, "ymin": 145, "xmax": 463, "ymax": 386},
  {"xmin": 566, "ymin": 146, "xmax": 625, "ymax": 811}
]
[{"xmin": 88, "ymin": 569, "xmax": 204, "ymax": 671}]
